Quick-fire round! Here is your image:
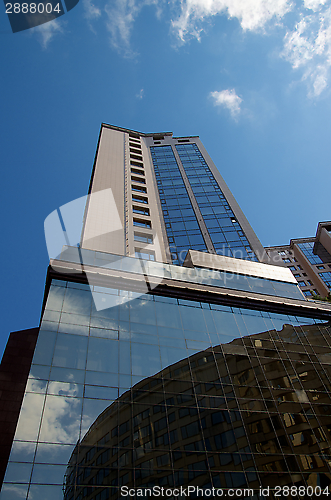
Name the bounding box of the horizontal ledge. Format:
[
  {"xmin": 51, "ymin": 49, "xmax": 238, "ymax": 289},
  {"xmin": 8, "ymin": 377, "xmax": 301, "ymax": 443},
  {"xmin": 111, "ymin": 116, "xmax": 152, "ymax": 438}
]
[
  {"xmin": 183, "ymin": 250, "xmax": 297, "ymax": 284},
  {"xmin": 47, "ymin": 259, "xmax": 331, "ymax": 321}
]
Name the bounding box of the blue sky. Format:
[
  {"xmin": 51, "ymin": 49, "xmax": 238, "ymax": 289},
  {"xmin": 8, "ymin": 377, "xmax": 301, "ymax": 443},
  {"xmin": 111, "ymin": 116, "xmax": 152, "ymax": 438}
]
[{"xmin": 0, "ymin": 0, "xmax": 330, "ymax": 357}]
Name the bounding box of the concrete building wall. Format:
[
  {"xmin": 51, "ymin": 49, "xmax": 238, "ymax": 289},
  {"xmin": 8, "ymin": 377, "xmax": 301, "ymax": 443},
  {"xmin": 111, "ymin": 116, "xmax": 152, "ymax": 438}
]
[
  {"xmin": 81, "ymin": 127, "xmax": 126, "ymax": 255},
  {"xmin": 319, "ymin": 227, "xmax": 331, "ymax": 256},
  {"xmin": 82, "ymin": 125, "xmax": 170, "ymax": 262}
]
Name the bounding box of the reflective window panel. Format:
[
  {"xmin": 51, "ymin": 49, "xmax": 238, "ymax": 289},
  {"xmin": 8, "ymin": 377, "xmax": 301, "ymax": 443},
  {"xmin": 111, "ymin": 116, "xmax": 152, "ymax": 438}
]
[{"xmin": 3, "ymin": 280, "xmax": 331, "ymax": 499}]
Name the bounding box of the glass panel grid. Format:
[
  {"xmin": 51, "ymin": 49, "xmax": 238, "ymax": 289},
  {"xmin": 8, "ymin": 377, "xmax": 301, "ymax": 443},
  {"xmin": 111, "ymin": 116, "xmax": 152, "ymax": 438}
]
[
  {"xmin": 319, "ymin": 271, "xmax": 331, "ymax": 289},
  {"xmin": 4, "ymin": 280, "xmax": 331, "ymax": 498},
  {"xmin": 298, "ymin": 241, "xmax": 331, "ymax": 265},
  {"xmin": 150, "ymin": 145, "xmax": 207, "ymax": 264},
  {"xmin": 176, "ymin": 143, "xmax": 258, "ymax": 262}
]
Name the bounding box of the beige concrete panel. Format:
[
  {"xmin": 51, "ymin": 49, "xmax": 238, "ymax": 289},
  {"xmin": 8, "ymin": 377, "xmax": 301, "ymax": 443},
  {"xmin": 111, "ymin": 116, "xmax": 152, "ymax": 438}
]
[
  {"xmin": 183, "ymin": 249, "xmax": 297, "ymax": 283},
  {"xmin": 265, "ymin": 249, "xmax": 287, "ymax": 267},
  {"xmin": 319, "ymin": 228, "xmax": 331, "ymax": 256},
  {"xmin": 82, "ymin": 127, "xmax": 125, "ymax": 255}
]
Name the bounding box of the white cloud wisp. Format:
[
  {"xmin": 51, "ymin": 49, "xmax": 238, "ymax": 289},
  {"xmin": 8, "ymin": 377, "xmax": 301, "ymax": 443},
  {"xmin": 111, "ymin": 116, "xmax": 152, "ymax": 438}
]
[
  {"xmin": 136, "ymin": 88, "xmax": 144, "ymax": 99},
  {"xmin": 32, "ymin": 18, "xmax": 64, "ymax": 49},
  {"xmin": 171, "ymin": 0, "xmax": 293, "ymax": 42},
  {"xmin": 105, "ymin": 0, "xmax": 163, "ymax": 58},
  {"xmin": 83, "ymin": 0, "xmax": 101, "ymax": 20},
  {"xmin": 210, "ymin": 88, "xmax": 243, "ymax": 118},
  {"xmin": 80, "ymin": 0, "xmax": 331, "ymax": 97},
  {"xmin": 281, "ymin": 4, "xmax": 331, "ymax": 96}
]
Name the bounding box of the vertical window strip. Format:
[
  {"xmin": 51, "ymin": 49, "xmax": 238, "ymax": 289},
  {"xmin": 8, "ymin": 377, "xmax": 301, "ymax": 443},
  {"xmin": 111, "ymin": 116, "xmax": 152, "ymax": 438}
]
[
  {"xmin": 150, "ymin": 146, "xmax": 207, "ymax": 264},
  {"xmin": 176, "ymin": 143, "xmax": 258, "ymax": 262}
]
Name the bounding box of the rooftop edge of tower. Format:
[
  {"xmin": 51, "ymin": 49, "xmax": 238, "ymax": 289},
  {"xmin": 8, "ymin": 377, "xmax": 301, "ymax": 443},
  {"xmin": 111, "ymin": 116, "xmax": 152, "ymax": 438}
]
[{"xmin": 101, "ymin": 122, "xmax": 199, "ymax": 140}]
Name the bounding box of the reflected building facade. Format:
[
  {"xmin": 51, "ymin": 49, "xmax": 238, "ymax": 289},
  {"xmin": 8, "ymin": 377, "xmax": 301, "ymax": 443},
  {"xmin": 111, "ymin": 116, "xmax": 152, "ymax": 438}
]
[
  {"xmin": 63, "ymin": 318, "xmax": 331, "ymax": 500},
  {"xmin": 1, "ymin": 125, "xmax": 331, "ymax": 500}
]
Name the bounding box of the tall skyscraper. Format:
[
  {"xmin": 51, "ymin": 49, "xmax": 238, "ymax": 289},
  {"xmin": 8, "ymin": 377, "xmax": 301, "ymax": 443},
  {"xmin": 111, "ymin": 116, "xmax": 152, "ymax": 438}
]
[
  {"xmin": 82, "ymin": 125, "xmax": 268, "ymax": 265},
  {"xmin": 1, "ymin": 124, "xmax": 331, "ymax": 500},
  {"xmin": 266, "ymin": 221, "xmax": 331, "ymax": 299}
]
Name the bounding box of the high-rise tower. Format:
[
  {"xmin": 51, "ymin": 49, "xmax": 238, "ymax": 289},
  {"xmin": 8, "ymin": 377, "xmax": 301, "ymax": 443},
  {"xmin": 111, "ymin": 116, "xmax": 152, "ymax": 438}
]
[
  {"xmin": 82, "ymin": 124, "xmax": 267, "ymax": 265},
  {"xmin": 1, "ymin": 125, "xmax": 331, "ymax": 500}
]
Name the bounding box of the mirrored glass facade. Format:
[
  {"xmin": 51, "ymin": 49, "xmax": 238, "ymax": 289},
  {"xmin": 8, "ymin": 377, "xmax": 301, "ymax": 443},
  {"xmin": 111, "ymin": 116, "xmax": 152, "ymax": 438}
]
[
  {"xmin": 2, "ymin": 278, "xmax": 331, "ymax": 500},
  {"xmin": 150, "ymin": 146, "xmax": 207, "ymax": 264},
  {"xmin": 150, "ymin": 141, "xmax": 259, "ymax": 265},
  {"xmin": 175, "ymin": 144, "xmax": 257, "ymax": 261},
  {"xmin": 2, "ymin": 126, "xmax": 331, "ymax": 500}
]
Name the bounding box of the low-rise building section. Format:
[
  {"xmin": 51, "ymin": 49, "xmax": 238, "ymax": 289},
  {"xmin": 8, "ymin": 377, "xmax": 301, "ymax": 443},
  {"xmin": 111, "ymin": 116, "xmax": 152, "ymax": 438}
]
[{"xmin": 266, "ymin": 222, "xmax": 331, "ymax": 299}]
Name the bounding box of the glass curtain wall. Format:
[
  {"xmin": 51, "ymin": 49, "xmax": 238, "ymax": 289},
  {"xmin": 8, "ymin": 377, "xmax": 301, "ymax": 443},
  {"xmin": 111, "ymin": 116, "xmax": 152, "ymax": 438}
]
[
  {"xmin": 2, "ymin": 279, "xmax": 331, "ymax": 499},
  {"xmin": 297, "ymin": 242, "xmax": 330, "ymax": 265},
  {"xmin": 175, "ymin": 144, "xmax": 257, "ymax": 261},
  {"xmin": 150, "ymin": 146, "xmax": 207, "ymax": 264}
]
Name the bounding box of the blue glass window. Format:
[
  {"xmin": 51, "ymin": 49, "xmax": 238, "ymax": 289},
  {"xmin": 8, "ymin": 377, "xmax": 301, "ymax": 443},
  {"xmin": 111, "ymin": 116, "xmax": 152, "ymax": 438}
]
[
  {"xmin": 150, "ymin": 146, "xmax": 207, "ymax": 264},
  {"xmin": 298, "ymin": 241, "xmax": 331, "ymax": 265},
  {"xmin": 132, "ymin": 185, "xmax": 147, "ymax": 194},
  {"xmin": 133, "ymin": 218, "xmax": 151, "ymax": 229},
  {"xmin": 6, "ymin": 277, "xmax": 331, "ymax": 498},
  {"xmin": 134, "ymin": 232, "xmax": 153, "ymax": 244},
  {"xmin": 176, "ymin": 144, "xmax": 258, "ymax": 262},
  {"xmin": 319, "ymin": 271, "xmax": 331, "ymax": 289},
  {"xmin": 132, "ymin": 195, "xmax": 148, "ymax": 204}
]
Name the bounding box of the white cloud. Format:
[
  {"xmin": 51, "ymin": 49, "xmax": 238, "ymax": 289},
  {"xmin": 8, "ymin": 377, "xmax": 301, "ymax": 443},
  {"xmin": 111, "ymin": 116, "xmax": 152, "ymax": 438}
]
[
  {"xmin": 281, "ymin": 5, "xmax": 331, "ymax": 96},
  {"xmin": 79, "ymin": 0, "xmax": 331, "ymax": 98},
  {"xmin": 38, "ymin": 390, "xmax": 81, "ymax": 444},
  {"xmin": 304, "ymin": 0, "xmax": 328, "ymax": 12},
  {"xmin": 170, "ymin": 0, "xmax": 331, "ymax": 97},
  {"xmin": 136, "ymin": 88, "xmax": 144, "ymax": 98},
  {"xmin": 171, "ymin": 0, "xmax": 293, "ymax": 42},
  {"xmin": 210, "ymin": 88, "xmax": 243, "ymax": 118},
  {"xmin": 83, "ymin": 0, "xmax": 101, "ymax": 19},
  {"xmin": 83, "ymin": 0, "xmax": 101, "ymax": 33},
  {"xmin": 105, "ymin": 0, "xmax": 163, "ymax": 58},
  {"xmin": 105, "ymin": 0, "xmax": 140, "ymax": 57},
  {"xmin": 14, "ymin": 380, "xmax": 82, "ymax": 446},
  {"xmin": 0, "ymin": 485, "xmax": 27, "ymax": 499},
  {"xmin": 32, "ymin": 19, "xmax": 64, "ymax": 49}
]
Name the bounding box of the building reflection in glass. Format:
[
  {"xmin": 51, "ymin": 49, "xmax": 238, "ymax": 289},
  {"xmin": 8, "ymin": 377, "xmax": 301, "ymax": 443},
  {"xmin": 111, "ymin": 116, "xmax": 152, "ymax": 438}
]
[
  {"xmin": 64, "ymin": 321, "xmax": 331, "ymax": 500},
  {"xmin": 4, "ymin": 281, "xmax": 331, "ymax": 500}
]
